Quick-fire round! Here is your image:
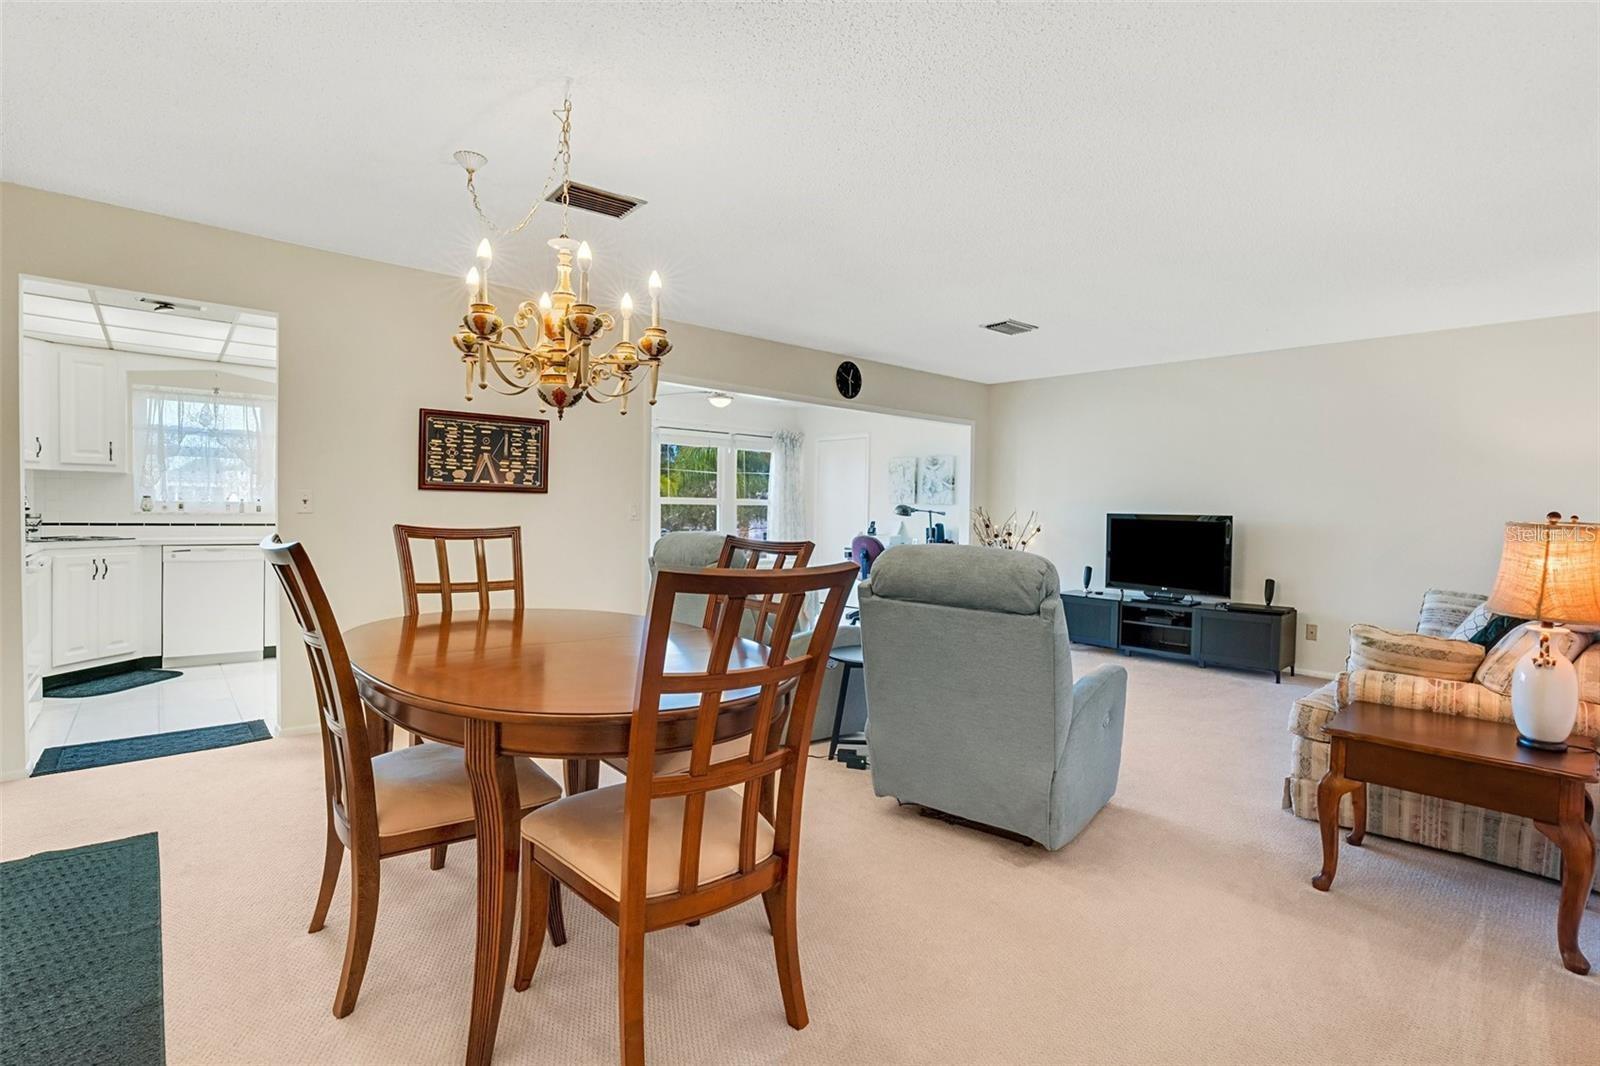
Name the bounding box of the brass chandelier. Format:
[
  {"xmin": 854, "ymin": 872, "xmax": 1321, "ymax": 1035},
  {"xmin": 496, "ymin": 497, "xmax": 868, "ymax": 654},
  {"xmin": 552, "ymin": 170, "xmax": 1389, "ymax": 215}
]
[{"xmin": 451, "ymin": 96, "xmax": 670, "ymax": 418}]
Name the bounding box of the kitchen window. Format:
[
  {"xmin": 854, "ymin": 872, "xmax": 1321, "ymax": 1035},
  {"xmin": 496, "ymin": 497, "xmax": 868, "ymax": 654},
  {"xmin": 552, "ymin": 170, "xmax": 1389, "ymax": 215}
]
[
  {"xmin": 132, "ymin": 386, "xmax": 276, "ymax": 512},
  {"xmin": 655, "ymin": 429, "xmax": 770, "ymax": 539}
]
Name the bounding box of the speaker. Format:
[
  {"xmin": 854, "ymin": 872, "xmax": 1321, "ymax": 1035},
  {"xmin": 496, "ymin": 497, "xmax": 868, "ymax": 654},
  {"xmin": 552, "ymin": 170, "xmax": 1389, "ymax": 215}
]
[
  {"xmin": 1264, "ymin": 578, "xmax": 1276, "ymax": 607},
  {"xmin": 1083, "ymin": 565, "xmax": 1093, "ymax": 592}
]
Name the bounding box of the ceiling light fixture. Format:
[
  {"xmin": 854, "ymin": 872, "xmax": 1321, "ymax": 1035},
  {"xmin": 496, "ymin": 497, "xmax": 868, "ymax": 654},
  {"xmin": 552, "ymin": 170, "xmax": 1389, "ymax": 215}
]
[
  {"xmin": 707, "ymin": 392, "xmax": 733, "ymax": 409},
  {"xmin": 450, "ymin": 94, "xmax": 670, "ymax": 419}
]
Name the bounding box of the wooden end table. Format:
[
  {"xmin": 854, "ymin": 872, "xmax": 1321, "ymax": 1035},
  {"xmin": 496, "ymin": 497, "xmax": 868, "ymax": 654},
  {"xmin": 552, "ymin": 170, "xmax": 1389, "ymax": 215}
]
[{"xmin": 1314, "ymin": 702, "xmax": 1599, "ymax": 975}]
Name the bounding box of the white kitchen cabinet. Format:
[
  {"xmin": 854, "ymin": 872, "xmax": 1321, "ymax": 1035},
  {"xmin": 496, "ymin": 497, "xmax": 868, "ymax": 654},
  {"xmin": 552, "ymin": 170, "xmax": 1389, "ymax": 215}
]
[
  {"xmin": 97, "ymin": 548, "xmax": 142, "ymax": 659},
  {"xmin": 57, "ymin": 348, "xmax": 126, "ymax": 469},
  {"xmin": 21, "ymin": 339, "xmax": 59, "ymax": 468},
  {"xmin": 23, "ymin": 554, "xmax": 51, "ymax": 691},
  {"xmin": 50, "ymin": 548, "xmax": 142, "ymax": 668}
]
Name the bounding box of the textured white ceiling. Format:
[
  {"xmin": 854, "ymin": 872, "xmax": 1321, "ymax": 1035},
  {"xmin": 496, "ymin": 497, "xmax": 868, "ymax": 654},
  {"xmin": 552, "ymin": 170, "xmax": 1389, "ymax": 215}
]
[{"xmin": 3, "ymin": 3, "xmax": 1595, "ymax": 383}]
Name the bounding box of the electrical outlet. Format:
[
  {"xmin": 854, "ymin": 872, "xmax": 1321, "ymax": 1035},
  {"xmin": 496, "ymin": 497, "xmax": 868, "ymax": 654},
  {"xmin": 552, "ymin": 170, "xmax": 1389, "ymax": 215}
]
[
  {"xmin": 1305, "ymin": 623, "xmax": 1318, "ymax": 642},
  {"xmin": 294, "ymin": 492, "xmax": 314, "ymax": 514}
]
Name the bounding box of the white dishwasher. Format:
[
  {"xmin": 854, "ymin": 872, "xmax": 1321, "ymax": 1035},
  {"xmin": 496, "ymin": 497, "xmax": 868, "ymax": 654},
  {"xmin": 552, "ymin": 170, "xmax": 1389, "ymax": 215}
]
[{"xmin": 163, "ymin": 546, "xmax": 266, "ymax": 662}]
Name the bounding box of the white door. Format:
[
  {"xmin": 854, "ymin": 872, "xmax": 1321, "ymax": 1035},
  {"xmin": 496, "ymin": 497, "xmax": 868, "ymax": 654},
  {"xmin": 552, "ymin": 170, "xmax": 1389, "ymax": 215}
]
[
  {"xmin": 97, "ymin": 548, "xmax": 142, "ymax": 659},
  {"xmin": 813, "ymin": 436, "xmax": 870, "ymax": 565},
  {"xmin": 58, "ymin": 349, "xmax": 124, "ymax": 468},
  {"xmin": 51, "ymin": 553, "xmax": 99, "ymax": 667},
  {"xmin": 21, "ymin": 340, "xmax": 58, "ymax": 468}
]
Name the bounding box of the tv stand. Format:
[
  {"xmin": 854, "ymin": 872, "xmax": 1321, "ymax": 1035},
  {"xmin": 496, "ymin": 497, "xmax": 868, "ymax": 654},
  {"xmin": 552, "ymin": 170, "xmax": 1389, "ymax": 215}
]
[{"xmin": 1061, "ymin": 591, "xmax": 1297, "ymax": 683}]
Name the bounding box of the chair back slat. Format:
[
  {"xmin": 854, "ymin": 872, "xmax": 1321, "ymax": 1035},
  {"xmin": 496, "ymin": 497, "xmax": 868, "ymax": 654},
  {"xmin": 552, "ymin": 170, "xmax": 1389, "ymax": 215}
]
[
  {"xmin": 261, "ymin": 535, "xmax": 379, "ymax": 846},
  {"xmin": 394, "ymin": 524, "xmax": 524, "ymax": 617},
  {"xmin": 702, "ymin": 536, "xmax": 814, "ymax": 644},
  {"xmin": 623, "ymin": 561, "xmax": 857, "ymax": 907}
]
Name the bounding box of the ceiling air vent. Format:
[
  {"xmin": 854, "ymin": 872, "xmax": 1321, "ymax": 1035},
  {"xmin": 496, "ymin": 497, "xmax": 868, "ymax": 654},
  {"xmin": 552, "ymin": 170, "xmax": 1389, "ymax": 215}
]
[
  {"xmin": 546, "ymin": 181, "xmax": 647, "ymax": 219},
  {"xmin": 982, "ymin": 319, "xmax": 1038, "ymax": 336}
]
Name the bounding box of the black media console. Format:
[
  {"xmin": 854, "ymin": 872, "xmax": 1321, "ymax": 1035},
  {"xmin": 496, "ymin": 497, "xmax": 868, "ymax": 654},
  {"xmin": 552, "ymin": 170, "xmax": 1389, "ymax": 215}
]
[{"xmin": 1060, "ymin": 591, "xmax": 1297, "ymax": 683}]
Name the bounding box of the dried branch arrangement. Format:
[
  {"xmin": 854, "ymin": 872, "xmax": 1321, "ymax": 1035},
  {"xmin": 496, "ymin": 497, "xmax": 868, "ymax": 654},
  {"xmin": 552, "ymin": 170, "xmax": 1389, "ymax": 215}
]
[{"xmin": 972, "ymin": 507, "xmax": 1042, "ymax": 551}]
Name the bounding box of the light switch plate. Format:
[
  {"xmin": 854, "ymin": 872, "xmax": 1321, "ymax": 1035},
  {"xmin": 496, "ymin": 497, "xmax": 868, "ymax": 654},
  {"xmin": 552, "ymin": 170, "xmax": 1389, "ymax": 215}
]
[
  {"xmin": 1305, "ymin": 623, "xmax": 1318, "ymax": 642},
  {"xmin": 294, "ymin": 492, "xmax": 314, "ymax": 514}
]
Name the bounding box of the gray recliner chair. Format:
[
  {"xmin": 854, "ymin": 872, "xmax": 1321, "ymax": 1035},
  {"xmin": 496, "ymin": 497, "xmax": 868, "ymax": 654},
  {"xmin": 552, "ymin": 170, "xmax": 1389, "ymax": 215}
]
[
  {"xmin": 648, "ymin": 532, "xmax": 867, "ymax": 740},
  {"xmin": 857, "ymin": 544, "xmax": 1127, "ymax": 849}
]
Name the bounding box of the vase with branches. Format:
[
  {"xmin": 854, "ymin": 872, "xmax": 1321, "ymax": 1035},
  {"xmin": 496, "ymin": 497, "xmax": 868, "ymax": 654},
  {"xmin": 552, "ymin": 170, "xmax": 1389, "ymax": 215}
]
[{"xmin": 972, "ymin": 507, "xmax": 1042, "ymax": 551}]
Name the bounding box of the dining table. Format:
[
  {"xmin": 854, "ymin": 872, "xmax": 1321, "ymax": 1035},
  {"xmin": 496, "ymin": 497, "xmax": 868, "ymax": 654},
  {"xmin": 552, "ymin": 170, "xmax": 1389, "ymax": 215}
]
[{"xmin": 343, "ymin": 607, "xmax": 772, "ymax": 1065}]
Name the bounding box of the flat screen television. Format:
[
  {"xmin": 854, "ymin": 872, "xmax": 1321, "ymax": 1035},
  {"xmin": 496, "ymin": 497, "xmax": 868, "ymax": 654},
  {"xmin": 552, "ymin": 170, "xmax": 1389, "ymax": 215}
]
[{"xmin": 1105, "ymin": 513, "xmax": 1233, "ymax": 600}]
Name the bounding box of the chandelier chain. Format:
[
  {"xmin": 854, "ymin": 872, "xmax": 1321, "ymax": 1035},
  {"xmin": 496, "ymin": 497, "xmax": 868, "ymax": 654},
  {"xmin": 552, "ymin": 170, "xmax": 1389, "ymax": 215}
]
[{"xmin": 464, "ymin": 94, "xmax": 574, "ymax": 239}]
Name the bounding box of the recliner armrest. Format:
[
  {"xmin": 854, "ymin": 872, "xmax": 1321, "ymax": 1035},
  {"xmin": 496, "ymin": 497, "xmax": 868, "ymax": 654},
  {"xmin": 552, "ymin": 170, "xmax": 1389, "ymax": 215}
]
[{"xmin": 1070, "ymin": 664, "xmax": 1128, "ymax": 727}]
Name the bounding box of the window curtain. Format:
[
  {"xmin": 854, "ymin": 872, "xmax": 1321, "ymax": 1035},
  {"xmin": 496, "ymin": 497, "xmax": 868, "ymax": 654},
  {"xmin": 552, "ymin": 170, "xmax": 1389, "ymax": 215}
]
[
  {"xmin": 768, "ymin": 429, "xmax": 817, "ymax": 626},
  {"xmin": 769, "ymin": 429, "xmax": 806, "ymax": 540},
  {"xmin": 133, "ymin": 386, "xmax": 277, "ymax": 509}
]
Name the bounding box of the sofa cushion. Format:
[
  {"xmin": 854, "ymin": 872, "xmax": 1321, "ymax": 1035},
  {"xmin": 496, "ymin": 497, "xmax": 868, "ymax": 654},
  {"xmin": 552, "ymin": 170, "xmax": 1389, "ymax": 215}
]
[
  {"xmin": 1449, "ymin": 602, "xmax": 1528, "ymax": 648},
  {"xmin": 1347, "ymin": 624, "xmax": 1485, "ymax": 681},
  {"xmin": 865, "ymin": 544, "xmax": 1058, "ymax": 615},
  {"xmin": 1415, "ymin": 589, "xmax": 1487, "ymax": 638},
  {"xmin": 1287, "ymin": 678, "xmax": 1344, "ymax": 741},
  {"xmin": 1474, "ymin": 621, "xmax": 1594, "ymax": 695}
]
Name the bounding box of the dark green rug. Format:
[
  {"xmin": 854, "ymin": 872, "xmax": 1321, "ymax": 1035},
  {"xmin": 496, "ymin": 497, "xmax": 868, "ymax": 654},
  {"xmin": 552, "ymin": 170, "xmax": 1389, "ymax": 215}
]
[
  {"xmin": 0, "ymin": 833, "xmax": 165, "ymax": 1066},
  {"xmin": 31, "ymin": 720, "xmax": 271, "ymax": 777},
  {"xmin": 44, "ymin": 669, "xmax": 182, "ymax": 699}
]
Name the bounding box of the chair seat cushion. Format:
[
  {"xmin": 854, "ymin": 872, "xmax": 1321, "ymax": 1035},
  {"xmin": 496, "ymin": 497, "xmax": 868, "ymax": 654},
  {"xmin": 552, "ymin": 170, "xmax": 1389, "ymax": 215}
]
[
  {"xmin": 521, "ymin": 784, "xmax": 774, "ymax": 900},
  {"xmin": 604, "ymin": 737, "xmax": 751, "ymax": 777},
  {"xmin": 372, "ymin": 743, "xmax": 561, "ymax": 837}
]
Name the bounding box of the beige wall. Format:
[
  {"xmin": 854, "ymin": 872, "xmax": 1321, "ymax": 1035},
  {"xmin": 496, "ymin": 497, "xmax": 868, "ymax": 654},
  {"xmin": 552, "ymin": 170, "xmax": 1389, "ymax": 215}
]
[
  {"xmin": 0, "ymin": 184, "xmax": 989, "ymax": 777},
  {"xmin": 985, "ymin": 313, "xmax": 1600, "ymax": 676}
]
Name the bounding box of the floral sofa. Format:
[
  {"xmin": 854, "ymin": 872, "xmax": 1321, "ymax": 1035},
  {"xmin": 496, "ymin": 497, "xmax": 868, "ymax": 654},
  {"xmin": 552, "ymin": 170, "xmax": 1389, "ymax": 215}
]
[{"xmin": 1285, "ymin": 589, "xmax": 1600, "ymax": 891}]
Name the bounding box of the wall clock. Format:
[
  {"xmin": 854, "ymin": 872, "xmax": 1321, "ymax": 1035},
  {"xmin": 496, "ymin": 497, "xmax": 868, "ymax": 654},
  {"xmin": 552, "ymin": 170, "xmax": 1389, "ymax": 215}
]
[{"xmin": 835, "ymin": 361, "xmax": 862, "ymax": 400}]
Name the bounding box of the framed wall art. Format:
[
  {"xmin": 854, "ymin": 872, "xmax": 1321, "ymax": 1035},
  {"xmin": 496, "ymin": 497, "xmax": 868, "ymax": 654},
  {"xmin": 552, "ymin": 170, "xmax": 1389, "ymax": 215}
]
[{"xmin": 417, "ymin": 408, "xmax": 549, "ymax": 493}]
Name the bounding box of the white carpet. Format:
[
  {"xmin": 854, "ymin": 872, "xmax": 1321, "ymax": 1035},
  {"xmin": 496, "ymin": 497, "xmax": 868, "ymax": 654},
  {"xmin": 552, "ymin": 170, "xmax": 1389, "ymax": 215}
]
[{"xmin": 3, "ymin": 649, "xmax": 1596, "ymax": 1064}]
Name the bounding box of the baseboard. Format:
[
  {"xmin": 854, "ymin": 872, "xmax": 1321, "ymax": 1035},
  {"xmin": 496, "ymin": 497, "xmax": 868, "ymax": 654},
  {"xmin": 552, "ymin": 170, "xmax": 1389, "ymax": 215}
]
[
  {"xmin": 1294, "ymin": 668, "xmax": 1338, "ymax": 681},
  {"xmin": 273, "ymin": 722, "xmax": 320, "ymax": 738}
]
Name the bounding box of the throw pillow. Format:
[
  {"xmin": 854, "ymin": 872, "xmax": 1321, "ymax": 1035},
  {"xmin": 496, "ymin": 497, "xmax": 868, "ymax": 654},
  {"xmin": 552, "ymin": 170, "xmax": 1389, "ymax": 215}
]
[
  {"xmin": 1577, "ymin": 645, "xmax": 1600, "ymax": 705},
  {"xmin": 1415, "ymin": 589, "xmax": 1488, "ymax": 638},
  {"xmin": 1474, "ymin": 622, "xmax": 1595, "ymax": 696},
  {"xmin": 1347, "ymin": 624, "xmax": 1485, "ymax": 681},
  {"xmin": 1449, "ymin": 602, "xmax": 1529, "ymax": 648}
]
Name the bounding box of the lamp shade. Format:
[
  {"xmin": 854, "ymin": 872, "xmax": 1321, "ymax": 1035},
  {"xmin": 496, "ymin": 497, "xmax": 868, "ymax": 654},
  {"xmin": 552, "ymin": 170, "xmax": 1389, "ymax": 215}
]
[{"xmin": 1484, "ymin": 516, "xmax": 1600, "ymax": 624}]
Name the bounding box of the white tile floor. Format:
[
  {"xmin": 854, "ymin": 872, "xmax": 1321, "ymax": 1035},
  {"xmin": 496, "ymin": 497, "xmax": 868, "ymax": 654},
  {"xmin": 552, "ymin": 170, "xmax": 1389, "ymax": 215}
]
[{"xmin": 32, "ymin": 659, "xmax": 279, "ymax": 751}]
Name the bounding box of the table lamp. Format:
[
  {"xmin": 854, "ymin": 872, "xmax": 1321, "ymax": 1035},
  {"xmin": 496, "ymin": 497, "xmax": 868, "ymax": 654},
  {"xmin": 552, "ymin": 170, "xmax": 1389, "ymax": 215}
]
[{"xmin": 1484, "ymin": 513, "xmax": 1600, "ymax": 750}]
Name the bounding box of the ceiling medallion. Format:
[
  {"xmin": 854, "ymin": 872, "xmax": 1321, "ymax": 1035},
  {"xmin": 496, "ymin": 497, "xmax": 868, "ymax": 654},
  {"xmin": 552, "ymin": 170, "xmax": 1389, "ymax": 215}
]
[{"xmin": 450, "ymin": 96, "xmax": 670, "ymax": 419}]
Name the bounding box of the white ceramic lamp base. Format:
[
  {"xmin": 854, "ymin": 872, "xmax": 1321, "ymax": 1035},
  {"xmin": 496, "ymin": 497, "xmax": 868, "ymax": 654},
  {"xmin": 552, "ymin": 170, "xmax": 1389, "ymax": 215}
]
[{"xmin": 1509, "ymin": 627, "xmax": 1579, "ymax": 751}]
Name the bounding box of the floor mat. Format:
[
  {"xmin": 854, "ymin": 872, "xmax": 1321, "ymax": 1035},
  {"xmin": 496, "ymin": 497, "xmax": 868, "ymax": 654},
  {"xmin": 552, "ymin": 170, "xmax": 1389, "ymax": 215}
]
[
  {"xmin": 31, "ymin": 720, "xmax": 272, "ymax": 777},
  {"xmin": 0, "ymin": 833, "xmax": 165, "ymax": 1066},
  {"xmin": 44, "ymin": 669, "xmax": 182, "ymax": 699}
]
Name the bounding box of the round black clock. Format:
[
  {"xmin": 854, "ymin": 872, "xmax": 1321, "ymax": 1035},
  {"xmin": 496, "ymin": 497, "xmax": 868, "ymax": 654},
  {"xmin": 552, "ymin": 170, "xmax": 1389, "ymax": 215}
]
[{"xmin": 835, "ymin": 361, "xmax": 862, "ymax": 400}]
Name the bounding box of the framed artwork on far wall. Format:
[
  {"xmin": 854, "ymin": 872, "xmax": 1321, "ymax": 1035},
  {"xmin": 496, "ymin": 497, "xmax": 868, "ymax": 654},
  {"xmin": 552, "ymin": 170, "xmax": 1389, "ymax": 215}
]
[
  {"xmin": 417, "ymin": 408, "xmax": 549, "ymax": 492},
  {"xmin": 888, "ymin": 456, "xmax": 918, "ymax": 506},
  {"xmin": 918, "ymin": 454, "xmax": 956, "ymax": 505}
]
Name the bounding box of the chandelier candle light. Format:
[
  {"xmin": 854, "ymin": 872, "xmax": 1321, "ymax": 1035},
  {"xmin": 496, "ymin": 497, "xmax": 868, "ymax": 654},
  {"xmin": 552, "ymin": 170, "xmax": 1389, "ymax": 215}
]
[{"xmin": 450, "ymin": 96, "xmax": 671, "ymax": 418}]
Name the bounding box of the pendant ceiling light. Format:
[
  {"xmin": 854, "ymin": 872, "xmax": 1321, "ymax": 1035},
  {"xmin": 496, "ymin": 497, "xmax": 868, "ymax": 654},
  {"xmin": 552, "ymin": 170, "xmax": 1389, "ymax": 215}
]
[{"xmin": 449, "ymin": 95, "xmax": 670, "ymax": 419}]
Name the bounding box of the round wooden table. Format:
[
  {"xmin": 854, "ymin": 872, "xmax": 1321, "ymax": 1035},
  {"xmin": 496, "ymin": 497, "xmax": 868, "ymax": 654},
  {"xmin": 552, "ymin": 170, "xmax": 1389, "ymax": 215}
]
[{"xmin": 343, "ymin": 608, "xmax": 769, "ymax": 1066}]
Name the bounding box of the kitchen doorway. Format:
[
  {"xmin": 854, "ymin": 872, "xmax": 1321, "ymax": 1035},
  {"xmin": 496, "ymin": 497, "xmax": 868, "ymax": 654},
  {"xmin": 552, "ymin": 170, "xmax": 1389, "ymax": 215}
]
[{"xmin": 19, "ymin": 276, "xmax": 279, "ymax": 772}]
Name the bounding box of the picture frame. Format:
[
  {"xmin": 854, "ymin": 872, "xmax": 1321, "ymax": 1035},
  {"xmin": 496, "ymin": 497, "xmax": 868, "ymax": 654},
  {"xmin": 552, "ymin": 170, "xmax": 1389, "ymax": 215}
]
[{"xmin": 417, "ymin": 408, "xmax": 549, "ymax": 493}]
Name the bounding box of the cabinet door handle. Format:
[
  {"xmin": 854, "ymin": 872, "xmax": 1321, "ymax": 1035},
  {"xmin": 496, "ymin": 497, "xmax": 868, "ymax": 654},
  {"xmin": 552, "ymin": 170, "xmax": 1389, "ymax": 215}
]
[
  {"xmin": 34, "ymin": 436, "xmax": 41, "ymax": 458},
  {"xmin": 91, "ymin": 559, "xmax": 100, "ymax": 580},
  {"xmin": 108, "ymin": 441, "xmax": 114, "ymax": 462}
]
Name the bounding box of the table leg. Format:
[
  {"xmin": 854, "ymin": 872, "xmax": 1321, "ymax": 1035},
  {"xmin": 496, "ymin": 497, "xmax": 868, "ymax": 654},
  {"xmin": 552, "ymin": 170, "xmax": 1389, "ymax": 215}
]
[
  {"xmin": 1312, "ymin": 741, "xmax": 1361, "ymax": 892},
  {"xmin": 827, "ymin": 664, "xmax": 852, "ymax": 762},
  {"xmin": 1534, "ymin": 784, "xmax": 1594, "ymax": 976},
  {"xmin": 1348, "ymin": 783, "xmax": 1367, "ymax": 846},
  {"xmin": 464, "ymin": 719, "xmax": 521, "ymax": 1066},
  {"xmin": 564, "ymin": 759, "xmax": 599, "ymax": 796}
]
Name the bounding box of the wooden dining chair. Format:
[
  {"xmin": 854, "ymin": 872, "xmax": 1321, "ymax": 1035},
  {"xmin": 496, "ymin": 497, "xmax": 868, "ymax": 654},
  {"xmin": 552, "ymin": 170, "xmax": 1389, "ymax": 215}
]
[
  {"xmin": 393, "ymin": 523, "xmax": 524, "ymax": 617},
  {"xmin": 262, "ymin": 535, "xmax": 567, "ymax": 1019},
  {"xmin": 393, "ymin": 523, "xmax": 529, "ymax": 867},
  {"xmin": 705, "ymin": 535, "xmax": 814, "ymax": 644},
  {"xmin": 512, "ymin": 560, "xmax": 857, "ymax": 1066}
]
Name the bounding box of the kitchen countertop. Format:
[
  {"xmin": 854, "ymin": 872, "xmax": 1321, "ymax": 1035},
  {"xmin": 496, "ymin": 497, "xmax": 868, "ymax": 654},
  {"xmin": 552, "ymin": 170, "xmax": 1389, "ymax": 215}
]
[{"xmin": 25, "ymin": 524, "xmax": 276, "ymax": 554}]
